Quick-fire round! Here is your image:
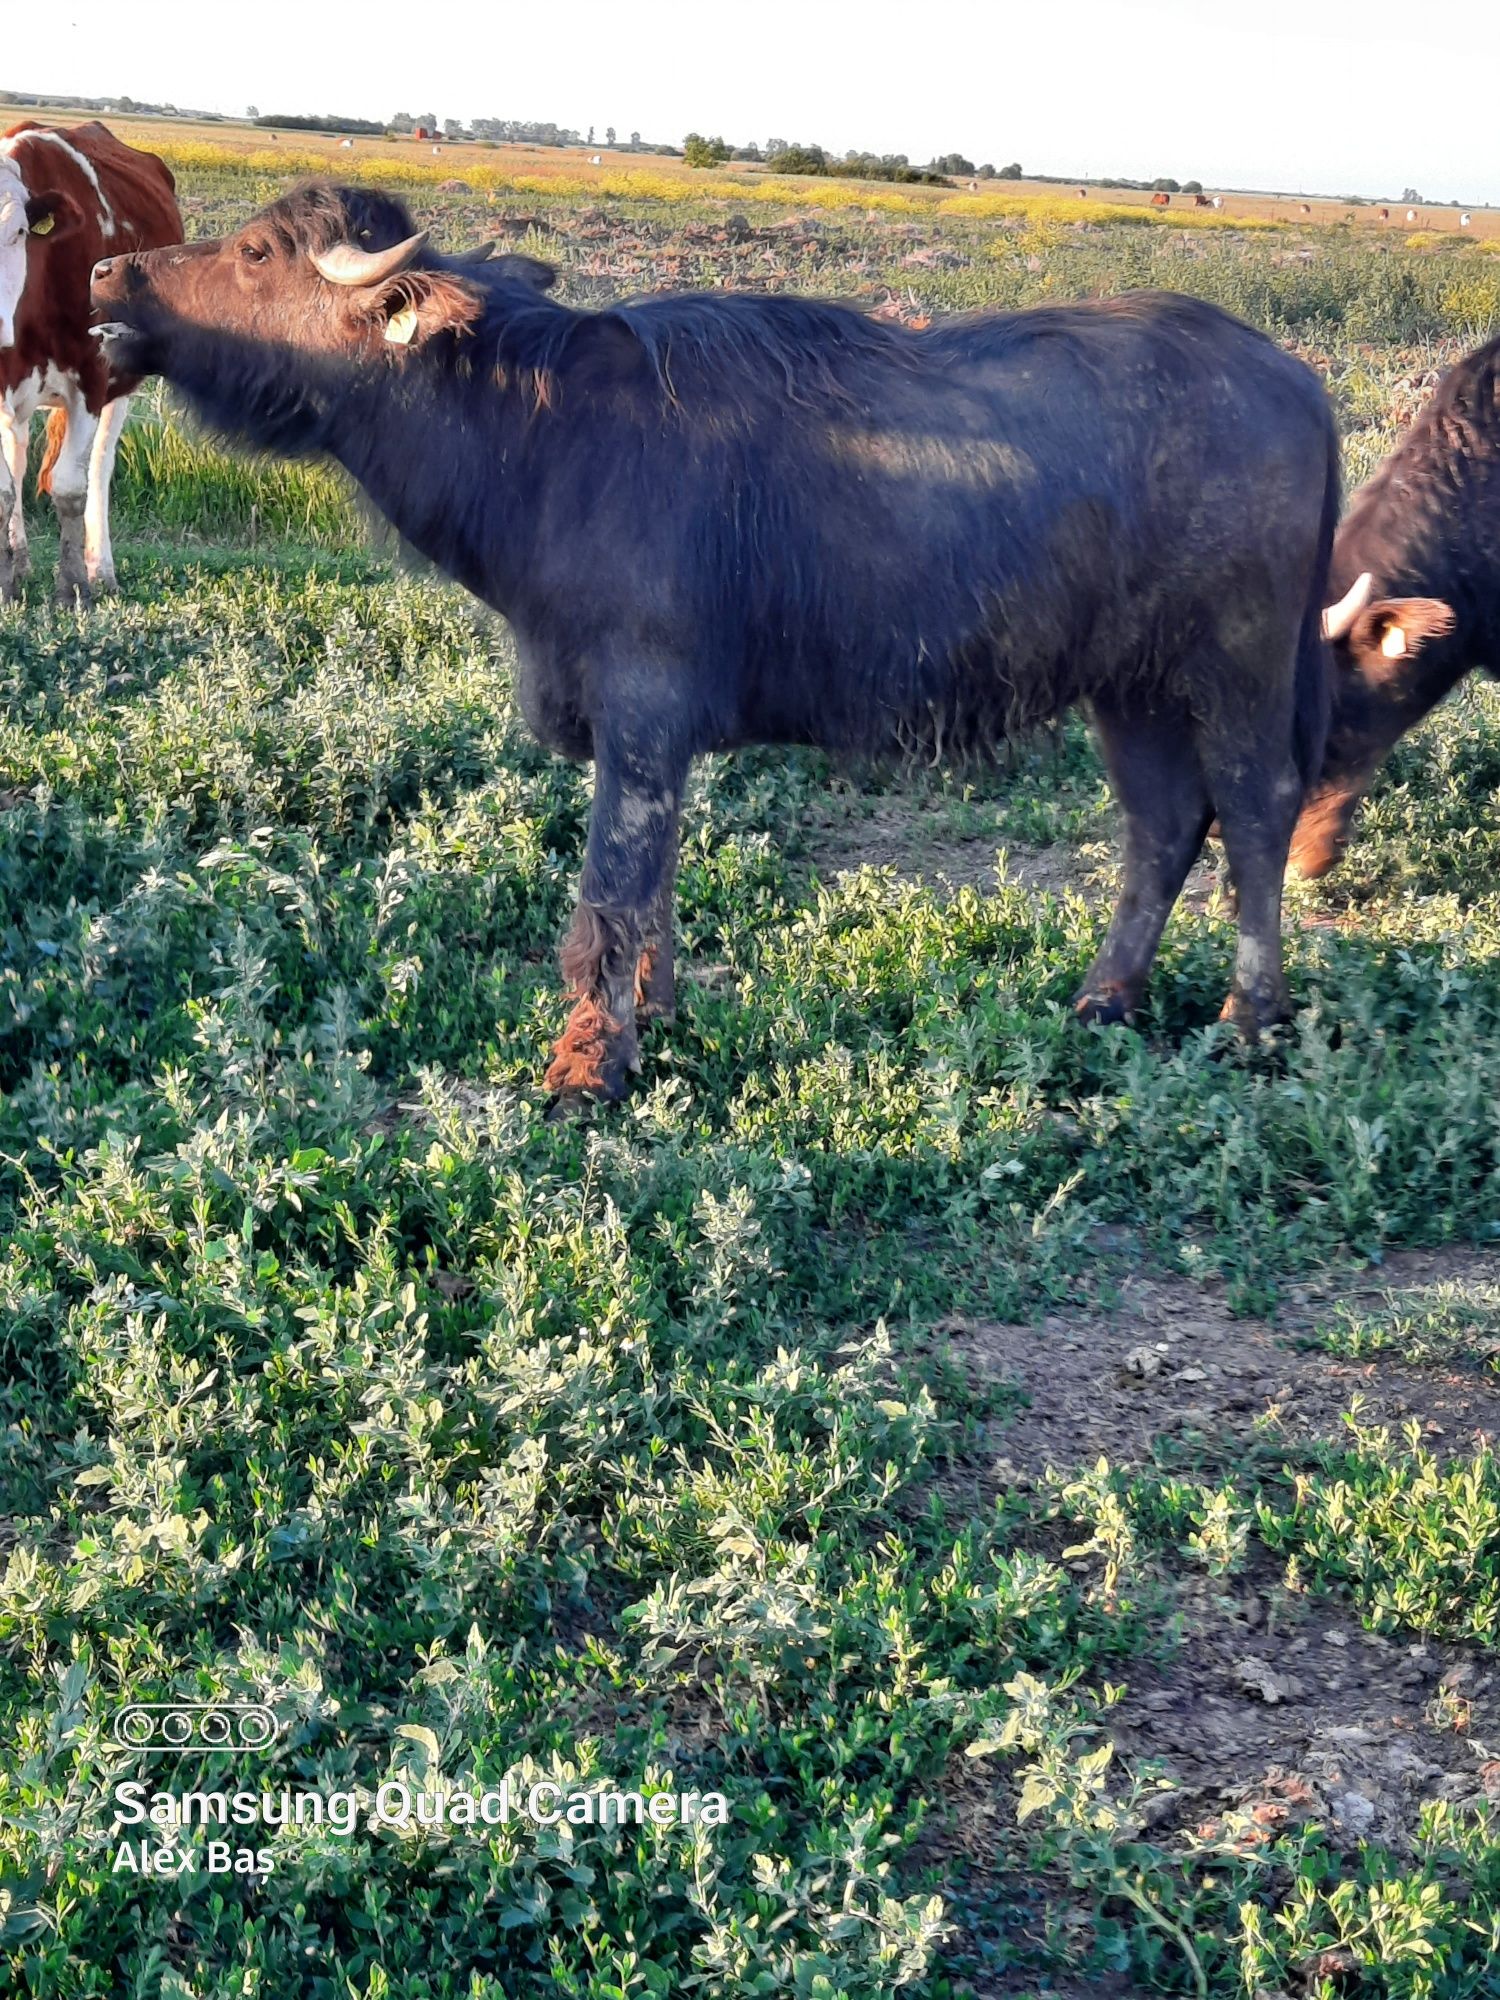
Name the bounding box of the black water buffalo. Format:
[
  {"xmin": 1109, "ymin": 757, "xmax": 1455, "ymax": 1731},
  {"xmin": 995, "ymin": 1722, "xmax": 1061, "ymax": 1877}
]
[
  {"xmin": 92, "ymin": 185, "xmax": 1339, "ymax": 1104},
  {"xmin": 1291, "ymin": 337, "xmax": 1498, "ymax": 879}
]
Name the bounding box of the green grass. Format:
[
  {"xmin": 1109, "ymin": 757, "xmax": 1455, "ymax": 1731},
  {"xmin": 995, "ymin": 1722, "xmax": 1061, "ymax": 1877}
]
[
  {"xmin": 110, "ymin": 385, "xmax": 361, "ymax": 546},
  {"xmin": 5, "ymin": 156, "xmax": 1500, "ymax": 2000}
]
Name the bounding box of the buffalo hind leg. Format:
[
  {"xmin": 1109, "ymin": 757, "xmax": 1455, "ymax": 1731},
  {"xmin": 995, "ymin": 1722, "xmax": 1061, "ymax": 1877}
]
[
  {"xmin": 545, "ymin": 719, "xmax": 687, "ymax": 1109},
  {"xmin": 1198, "ymin": 723, "xmax": 1303, "ymax": 1035},
  {"xmin": 1075, "ymin": 696, "xmax": 1212, "ymax": 1024},
  {"xmin": 635, "ymin": 823, "xmax": 679, "ymax": 1024}
]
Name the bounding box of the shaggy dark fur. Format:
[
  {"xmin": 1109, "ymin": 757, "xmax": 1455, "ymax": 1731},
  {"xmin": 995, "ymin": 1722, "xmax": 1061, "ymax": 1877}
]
[{"xmin": 95, "ymin": 184, "xmax": 1342, "ymax": 1097}]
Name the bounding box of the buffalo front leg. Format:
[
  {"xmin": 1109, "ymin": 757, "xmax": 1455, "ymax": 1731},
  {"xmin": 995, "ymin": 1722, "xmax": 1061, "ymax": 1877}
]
[
  {"xmin": 545, "ymin": 723, "xmax": 688, "ymax": 1107},
  {"xmin": 1075, "ymin": 695, "xmax": 1213, "ymax": 1024}
]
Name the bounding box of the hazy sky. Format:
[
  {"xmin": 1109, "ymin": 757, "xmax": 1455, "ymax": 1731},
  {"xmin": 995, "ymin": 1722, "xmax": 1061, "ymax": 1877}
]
[{"xmin": 22, "ymin": 0, "xmax": 1500, "ymax": 206}]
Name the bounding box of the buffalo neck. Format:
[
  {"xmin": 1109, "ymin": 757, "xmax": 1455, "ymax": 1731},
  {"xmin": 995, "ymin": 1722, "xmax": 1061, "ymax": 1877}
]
[{"xmin": 323, "ymin": 298, "xmax": 568, "ymax": 616}]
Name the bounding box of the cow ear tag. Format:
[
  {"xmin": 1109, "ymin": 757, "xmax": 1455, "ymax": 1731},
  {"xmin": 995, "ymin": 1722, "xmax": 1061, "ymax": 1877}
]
[
  {"xmin": 30, "ymin": 214, "xmax": 54, "ymax": 236},
  {"xmin": 384, "ymin": 304, "xmax": 419, "ymax": 346}
]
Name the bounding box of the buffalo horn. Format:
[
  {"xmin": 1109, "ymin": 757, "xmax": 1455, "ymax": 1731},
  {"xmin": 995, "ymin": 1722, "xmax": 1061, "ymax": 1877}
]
[
  {"xmin": 311, "ymin": 231, "xmax": 429, "ymax": 286},
  {"xmin": 451, "ymin": 240, "xmax": 499, "ymax": 263},
  {"xmin": 1321, "ymin": 572, "xmax": 1373, "ymax": 643}
]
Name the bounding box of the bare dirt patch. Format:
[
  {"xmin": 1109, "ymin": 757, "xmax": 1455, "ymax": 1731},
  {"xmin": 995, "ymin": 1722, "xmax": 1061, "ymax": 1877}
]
[
  {"xmin": 955, "ymin": 1246, "xmax": 1500, "ymax": 1483},
  {"xmin": 1109, "ymin": 1572, "xmax": 1500, "ymax": 1856},
  {"xmin": 797, "ymin": 795, "xmax": 1246, "ymax": 922},
  {"xmin": 932, "ymin": 1247, "xmax": 1500, "ymax": 1875},
  {"xmin": 800, "ymin": 796, "xmax": 1098, "ymax": 900}
]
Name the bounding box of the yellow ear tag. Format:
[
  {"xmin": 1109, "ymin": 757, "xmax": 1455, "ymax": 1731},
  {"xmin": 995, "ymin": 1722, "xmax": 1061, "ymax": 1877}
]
[
  {"xmin": 30, "ymin": 214, "xmax": 54, "ymax": 236},
  {"xmin": 1381, "ymin": 625, "xmax": 1408, "ymax": 659},
  {"xmin": 384, "ymin": 305, "xmax": 419, "ymax": 346}
]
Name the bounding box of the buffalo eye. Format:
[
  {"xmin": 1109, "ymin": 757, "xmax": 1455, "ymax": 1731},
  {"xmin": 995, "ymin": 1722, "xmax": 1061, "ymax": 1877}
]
[{"xmin": 239, "ymin": 241, "xmax": 270, "ymax": 265}]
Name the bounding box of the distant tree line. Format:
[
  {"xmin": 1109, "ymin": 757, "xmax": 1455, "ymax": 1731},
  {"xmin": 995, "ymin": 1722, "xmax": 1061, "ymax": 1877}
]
[
  {"xmin": 0, "ymin": 88, "xmax": 228, "ymax": 120},
  {"xmin": 685, "ymin": 136, "xmax": 978, "ymax": 184},
  {"xmin": 255, "ymin": 113, "xmax": 386, "ymax": 135},
  {"xmin": 389, "ymin": 112, "xmax": 678, "ymax": 154},
  {"xmin": 680, "ymin": 138, "xmax": 1059, "ymax": 184}
]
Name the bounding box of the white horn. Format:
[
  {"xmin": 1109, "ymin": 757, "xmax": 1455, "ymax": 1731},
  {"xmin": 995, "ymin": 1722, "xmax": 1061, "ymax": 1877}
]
[
  {"xmin": 1322, "ymin": 572, "xmax": 1374, "ymax": 643},
  {"xmin": 311, "ymin": 231, "xmax": 429, "ymax": 287}
]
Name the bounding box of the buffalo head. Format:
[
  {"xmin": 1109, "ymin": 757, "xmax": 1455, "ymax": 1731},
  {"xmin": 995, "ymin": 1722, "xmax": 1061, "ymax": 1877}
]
[
  {"xmin": 1288, "ymin": 572, "xmax": 1457, "ymax": 878},
  {"xmin": 89, "ymin": 184, "xmax": 554, "ymax": 449}
]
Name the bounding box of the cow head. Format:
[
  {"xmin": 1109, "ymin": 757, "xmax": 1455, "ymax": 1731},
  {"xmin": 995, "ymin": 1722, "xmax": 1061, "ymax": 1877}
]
[
  {"xmin": 1, "ymin": 168, "xmax": 81, "ymax": 352},
  {"xmin": 91, "ymin": 186, "xmax": 547, "ymax": 450},
  {"xmin": 1288, "ymin": 573, "xmax": 1458, "ymax": 879},
  {"xmin": 0, "ymin": 166, "xmax": 25, "ymax": 348},
  {"xmin": 0, "ymin": 160, "xmax": 83, "ymax": 349}
]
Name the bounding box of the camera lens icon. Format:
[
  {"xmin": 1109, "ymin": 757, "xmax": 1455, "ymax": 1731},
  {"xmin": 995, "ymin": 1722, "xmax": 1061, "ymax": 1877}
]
[{"xmin": 111, "ymin": 1703, "xmax": 281, "ymax": 1753}]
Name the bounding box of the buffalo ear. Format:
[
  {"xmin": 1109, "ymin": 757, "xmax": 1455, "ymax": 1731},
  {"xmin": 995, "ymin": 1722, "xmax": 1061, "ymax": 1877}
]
[
  {"xmin": 365, "ymin": 270, "xmax": 483, "ymax": 348},
  {"xmin": 1347, "ymin": 596, "xmax": 1456, "ymax": 667},
  {"xmin": 488, "ymin": 253, "xmax": 557, "ymax": 292},
  {"xmin": 25, "ymin": 190, "xmax": 83, "ymax": 242}
]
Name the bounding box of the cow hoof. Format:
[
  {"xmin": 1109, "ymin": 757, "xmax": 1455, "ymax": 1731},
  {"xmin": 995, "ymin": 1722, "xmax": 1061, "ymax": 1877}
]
[
  {"xmin": 1073, "ymin": 986, "xmax": 1136, "ymax": 1027},
  {"xmin": 56, "ymin": 580, "xmax": 92, "ymax": 610}
]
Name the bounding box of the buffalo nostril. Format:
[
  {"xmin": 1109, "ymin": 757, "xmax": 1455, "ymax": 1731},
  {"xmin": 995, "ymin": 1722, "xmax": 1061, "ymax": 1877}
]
[{"xmin": 93, "ymin": 258, "xmax": 113, "ymax": 282}]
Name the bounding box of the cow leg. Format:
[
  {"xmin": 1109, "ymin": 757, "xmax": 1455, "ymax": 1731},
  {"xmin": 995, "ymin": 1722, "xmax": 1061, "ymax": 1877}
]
[
  {"xmin": 545, "ymin": 721, "xmax": 688, "ymax": 1108},
  {"xmin": 0, "ymin": 399, "xmax": 26, "ymax": 591},
  {"xmin": 0, "ymin": 437, "xmax": 13, "ymax": 603},
  {"xmin": 1075, "ymin": 695, "xmax": 1213, "ymax": 1023},
  {"xmin": 46, "ymin": 390, "xmax": 99, "ymax": 606},
  {"xmin": 84, "ymin": 396, "xmax": 130, "ymax": 593},
  {"xmin": 1197, "ymin": 719, "xmax": 1303, "ymax": 1036}
]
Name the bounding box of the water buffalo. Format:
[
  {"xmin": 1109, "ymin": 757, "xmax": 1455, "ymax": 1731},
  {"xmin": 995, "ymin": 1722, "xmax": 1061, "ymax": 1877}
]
[
  {"xmin": 1290, "ymin": 336, "xmax": 1497, "ymax": 879},
  {"xmin": 92, "ymin": 185, "xmax": 1339, "ymax": 1105}
]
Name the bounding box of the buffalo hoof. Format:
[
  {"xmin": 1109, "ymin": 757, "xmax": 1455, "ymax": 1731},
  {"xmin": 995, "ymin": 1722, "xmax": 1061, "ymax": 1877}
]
[
  {"xmin": 1216, "ymin": 990, "xmax": 1289, "ymax": 1040},
  {"xmin": 544, "ymin": 1088, "xmax": 599, "ymax": 1123},
  {"xmin": 633, "ymin": 947, "xmax": 676, "ymax": 1024},
  {"xmin": 56, "ymin": 578, "xmax": 92, "ymax": 611},
  {"xmin": 1073, "ymin": 986, "xmax": 1136, "ymax": 1027},
  {"xmin": 543, "ymin": 994, "xmax": 637, "ymax": 1109},
  {"xmin": 1285, "ymin": 839, "xmax": 1342, "ymax": 883}
]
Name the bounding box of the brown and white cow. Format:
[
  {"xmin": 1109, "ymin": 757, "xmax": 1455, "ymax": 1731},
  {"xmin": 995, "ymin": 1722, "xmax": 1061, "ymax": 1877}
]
[{"xmin": 0, "ymin": 121, "xmax": 180, "ymax": 601}]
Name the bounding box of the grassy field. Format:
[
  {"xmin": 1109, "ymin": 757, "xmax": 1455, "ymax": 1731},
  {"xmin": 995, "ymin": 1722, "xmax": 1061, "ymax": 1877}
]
[
  {"xmin": 6, "ymin": 151, "xmax": 1500, "ymax": 2000},
  {"xmin": 11, "ymin": 101, "xmax": 1500, "ymax": 235}
]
